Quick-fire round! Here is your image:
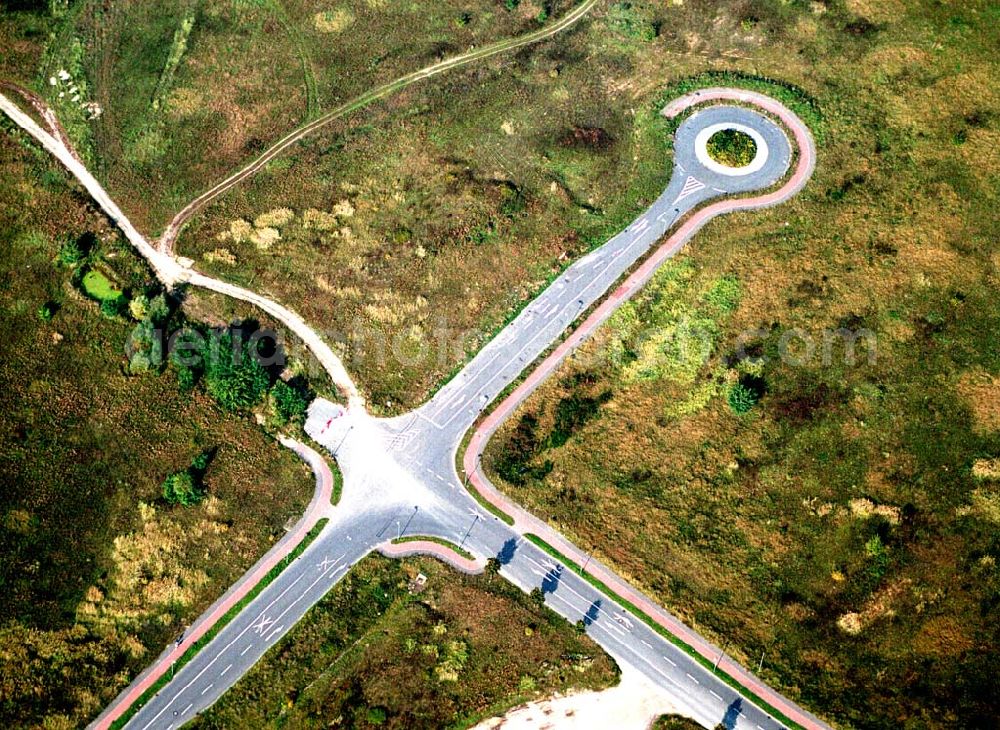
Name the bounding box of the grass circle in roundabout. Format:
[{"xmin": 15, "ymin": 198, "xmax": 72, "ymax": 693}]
[
  {"xmin": 693, "ymin": 121, "xmax": 769, "ymax": 177},
  {"xmin": 707, "ymin": 128, "xmax": 757, "ymax": 167}
]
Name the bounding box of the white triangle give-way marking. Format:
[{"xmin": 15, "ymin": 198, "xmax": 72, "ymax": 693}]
[{"xmin": 674, "ymin": 175, "xmax": 706, "ymax": 204}]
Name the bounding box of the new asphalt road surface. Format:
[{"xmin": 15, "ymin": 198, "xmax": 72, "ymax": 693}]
[{"xmin": 120, "ymin": 103, "xmax": 828, "ymax": 730}]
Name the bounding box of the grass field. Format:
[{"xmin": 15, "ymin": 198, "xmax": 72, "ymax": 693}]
[
  {"xmin": 482, "ymin": 2, "xmax": 1000, "ymax": 728},
  {"xmin": 35, "ymin": 0, "xmax": 577, "ymax": 232},
  {"xmin": 193, "ymin": 554, "xmax": 617, "ymax": 729},
  {"xmin": 0, "ymin": 123, "xmax": 316, "ymax": 728}
]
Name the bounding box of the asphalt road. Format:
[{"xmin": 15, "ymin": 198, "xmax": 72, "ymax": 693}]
[{"xmin": 121, "ymin": 105, "xmax": 821, "ymax": 730}]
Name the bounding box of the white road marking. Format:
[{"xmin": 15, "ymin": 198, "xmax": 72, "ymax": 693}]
[
  {"xmin": 686, "ymin": 672, "xmax": 699, "ymax": 685},
  {"xmin": 181, "ymin": 703, "xmax": 192, "ymax": 716},
  {"xmin": 265, "ymin": 624, "xmax": 285, "ymax": 642},
  {"xmin": 641, "ymin": 639, "xmax": 653, "ymax": 648},
  {"xmin": 710, "ymin": 689, "xmax": 723, "ymax": 701},
  {"xmin": 663, "ymin": 655, "xmax": 677, "ymax": 667},
  {"xmin": 200, "ymin": 684, "xmax": 213, "ymax": 696},
  {"xmin": 220, "ymin": 663, "xmax": 232, "ymax": 676},
  {"xmin": 240, "ymin": 645, "xmax": 252, "ymax": 656}
]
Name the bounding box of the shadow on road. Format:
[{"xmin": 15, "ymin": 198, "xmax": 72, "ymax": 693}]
[
  {"xmin": 497, "ymin": 537, "xmax": 518, "ymax": 565},
  {"xmin": 541, "ymin": 564, "xmax": 563, "ymax": 596},
  {"xmin": 721, "ymin": 698, "xmax": 743, "ymax": 729},
  {"xmin": 583, "ymin": 598, "xmax": 601, "ymax": 627}
]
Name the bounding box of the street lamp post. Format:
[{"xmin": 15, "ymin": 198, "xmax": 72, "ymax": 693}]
[{"xmin": 714, "ymin": 639, "xmax": 730, "ymax": 672}]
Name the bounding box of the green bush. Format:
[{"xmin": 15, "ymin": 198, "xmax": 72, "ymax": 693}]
[
  {"xmin": 162, "ymin": 470, "xmax": 203, "ymax": 506},
  {"xmin": 161, "ymin": 449, "xmax": 213, "ymax": 506},
  {"xmin": 57, "ymin": 237, "xmax": 86, "ymax": 266},
  {"xmin": 99, "ymin": 295, "xmax": 129, "ymax": 319},
  {"xmin": 37, "ymin": 301, "xmax": 57, "ymax": 321},
  {"xmin": 269, "ymin": 380, "xmax": 309, "ymax": 426},
  {"xmin": 727, "ymin": 382, "xmax": 758, "ymax": 414}
]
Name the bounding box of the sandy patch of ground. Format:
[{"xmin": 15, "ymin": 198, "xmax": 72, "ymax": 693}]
[{"xmin": 472, "ymin": 663, "xmax": 688, "ymax": 730}]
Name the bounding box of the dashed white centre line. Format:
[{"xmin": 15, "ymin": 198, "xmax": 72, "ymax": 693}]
[
  {"xmin": 710, "ymin": 689, "xmax": 723, "ymax": 701},
  {"xmin": 240, "ymin": 645, "xmax": 252, "ymax": 656},
  {"xmin": 220, "ymin": 663, "xmax": 232, "ymax": 676},
  {"xmin": 640, "ymin": 639, "xmax": 653, "ymax": 648},
  {"xmin": 181, "ymin": 703, "xmax": 193, "ymax": 716},
  {"xmin": 200, "ymin": 683, "xmax": 213, "ymax": 696},
  {"xmin": 662, "ymin": 655, "xmax": 677, "ymax": 667},
  {"xmin": 686, "ymin": 672, "xmax": 699, "ymax": 685}
]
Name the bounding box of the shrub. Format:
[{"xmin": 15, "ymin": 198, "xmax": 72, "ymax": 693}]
[
  {"xmin": 57, "ymin": 236, "xmax": 86, "ymax": 266},
  {"xmin": 100, "ymin": 295, "xmax": 128, "ymax": 319},
  {"xmin": 37, "ymin": 301, "xmax": 58, "ymax": 321},
  {"xmin": 162, "ymin": 470, "xmax": 203, "ymax": 506},
  {"xmin": 162, "ymin": 450, "xmax": 213, "ymax": 506},
  {"xmin": 203, "ymin": 331, "xmax": 270, "ymax": 411},
  {"xmin": 269, "ymin": 380, "xmax": 309, "ymax": 426}
]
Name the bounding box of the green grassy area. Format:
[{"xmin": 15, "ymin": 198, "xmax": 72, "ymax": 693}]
[
  {"xmin": 192, "ymin": 554, "xmax": 618, "ymax": 729},
  {"xmin": 110, "ymin": 518, "xmax": 329, "ymax": 730},
  {"xmin": 0, "ymin": 117, "xmax": 317, "ymax": 728},
  {"xmin": 392, "ymin": 535, "xmax": 476, "ymax": 562},
  {"xmin": 80, "ymin": 268, "xmax": 121, "ymax": 300},
  {"xmin": 178, "ymin": 0, "xmax": 679, "ymax": 412},
  {"xmin": 483, "ymin": 3, "xmax": 1000, "ymax": 727}
]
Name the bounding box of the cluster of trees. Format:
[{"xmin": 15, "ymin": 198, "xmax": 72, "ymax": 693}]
[{"xmin": 167, "ymin": 325, "xmax": 311, "ymax": 424}]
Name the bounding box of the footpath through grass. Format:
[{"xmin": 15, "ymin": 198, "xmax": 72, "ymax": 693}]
[
  {"xmin": 110, "ymin": 517, "xmax": 329, "ymax": 730},
  {"xmin": 523, "ymin": 533, "xmax": 803, "ymax": 730}
]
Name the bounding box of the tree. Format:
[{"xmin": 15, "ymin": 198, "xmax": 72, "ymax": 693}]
[
  {"xmin": 529, "ymin": 587, "xmax": 545, "ymax": 607},
  {"xmin": 203, "ymin": 330, "xmax": 270, "ymax": 411},
  {"xmin": 269, "ymin": 380, "xmax": 309, "ymax": 426},
  {"xmin": 485, "ymin": 557, "xmax": 501, "ymax": 575}
]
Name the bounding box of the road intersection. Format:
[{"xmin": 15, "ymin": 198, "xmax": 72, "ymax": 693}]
[
  {"xmin": 1, "ymin": 74, "xmax": 826, "ymax": 729},
  {"xmin": 110, "ymin": 99, "xmax": 827, "ymax": 730}
]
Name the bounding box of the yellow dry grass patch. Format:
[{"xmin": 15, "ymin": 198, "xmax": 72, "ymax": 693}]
[
  {"xmin": 313, "ymin": 9, "xmax": 355, "ymax": 33},
  {"xmin": 907, "ymin": 67, "xmax": 1000, "ymax": 125},
  {"xmin": 849, "ymin": 497, "xmax": 901, "ymax": 525},
  {"xmin": 864, "ymin": 45, "xmax": 929, "ymax": 78},
  {"xmin": 254, "ymin": 207, "xmax": 294, "ymax": 228},
  {"xmin": 844, "ymin": 0, "xmax": 905, "ymax": 23},
  {"xmin": 959, "ymin": 128, "xmax": 1000, "ymax": 185},
  {"xmin": 972, "ymin": 457, "xmax": 1000, "ymax": 480},
  {"xmin": 836, "ymin": 578, "xmax": 911, "ymax": 635},
  {"xmin": 75, "ymin": 501, "xmax": 222, "ymax": 634},
  {"xmin": 956, "ymin": 369, "xmax": 1000, "ymax": 433},
  {"xmin": 913, "ymin": 615, "xmax": 975, "ymax": 657},
  {"xmin": 164, "ymin": 86, "xmax": 204, "ymax": 119}
]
